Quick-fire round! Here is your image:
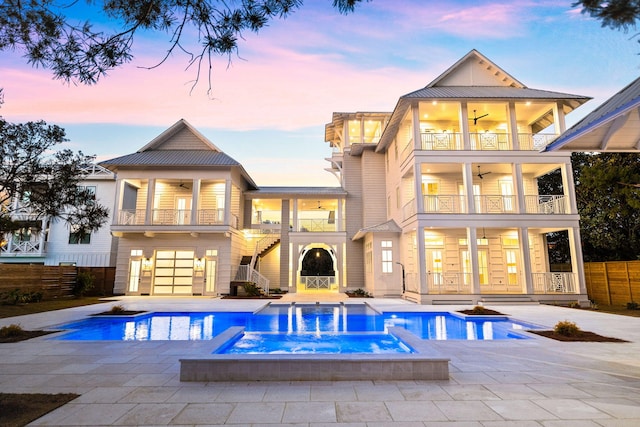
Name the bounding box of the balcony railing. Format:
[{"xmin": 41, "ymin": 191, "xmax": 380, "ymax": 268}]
[
  {"xmin": 1, "ymin": 237, "xmax": 44, "ymax": 256},
  {"xmin": 301, "ymin": 275, "xmax": 336, "ymax": 290},
  {"xmin": 532, "ymin": 272, "xmax": 577, "ymax": 294},
  {"xmin": 117, "ymin": 208, "xmax": 231, "ymax": 226},
  {"xmin": 297, "ymin": 218, "xmax": 340, "ymax": 232},
  {"xmin": 416, "ymin": 132, "xmax": 556, "ymax": 152},
  {"xmin": 427, "ymin": 272, "xmax": 472, "ymax": 294},
  {"xmin": 524, "ymin": 195, "xmax": 568, "ymax": 214},
  {"xmin": 403, "ymin": 194, "xmax": 568, "ymax": 217},
  {"xmin": 424, "ymin": 195, "xmax": 466, "ymax": 213}
]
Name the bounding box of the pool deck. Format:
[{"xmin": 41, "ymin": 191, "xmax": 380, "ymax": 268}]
[{"xmin": 1, "ymin": 296, "xmax": 640, "ymax": 426}]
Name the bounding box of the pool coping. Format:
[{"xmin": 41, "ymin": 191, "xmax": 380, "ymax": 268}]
[{"xmin": 179, "ymin": 326, "xmax": 451, "ymax": 381}]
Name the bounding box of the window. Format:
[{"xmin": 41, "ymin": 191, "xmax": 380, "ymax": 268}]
[
  {"xmin": 77, "ymin": 186, "xmax": 96, "ymax": 203},
  {"xmin": 382, "ymin": 240, "xmax": 393, "ymax": 273},
  {"xmin": 68, "ymin": 226, "xmax": 91, "ymax": 244}
]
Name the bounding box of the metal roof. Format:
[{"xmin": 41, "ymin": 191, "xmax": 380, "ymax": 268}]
[
  {"xmin": 99, "ymin": 150, "xmax": 241, "ymax": 167},
  {"xmin": 402, "ymin": 86, "xmax": 589, "ymax": 102},
  {"xmin": 352, "ymin": 220, "xmax": 402, "ymax": 241},
  {"xmin": 246, "ymin": 187, "xmax": 347, "ymax": 198},
  {"xmin": 545, "ymin": 76, "xmax": 640, "ymax": 152}
]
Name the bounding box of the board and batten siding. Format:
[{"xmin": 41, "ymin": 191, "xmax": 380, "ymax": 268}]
[
  {"xmin": 360, "ymin": 150, "xmax": 387, "ymax": 227},
  {"xmin": 342, "ymin": 151, "xmax": 365, "ymax": 288}
]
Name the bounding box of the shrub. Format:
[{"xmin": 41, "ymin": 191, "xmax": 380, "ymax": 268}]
[
  {"xmin": 242, "ymin": 282, "xmax": 262, "ymax": 297},
  {"xmin": 568, "ymin": 301, "xmax": 581, "ymax": 309},
  {"xmin": 109, "ymin": 304, "xmax": 126, "ymax": 314},
  {"xmin": 73, "ymin": 271, "xmax": 95, "ymax": 297},
  {"xmin": 0, "ymin": 324, "xmax": 25, "ymax": 338},
  {"xmin": 627, "ymin": 301, "xmax": 639, "ymax": 310},
  {"xmin": 470, "ymin": 305, "xmax": 490, "ymax": 314},
  {"xmin": 554, "ymin": 320, "xmax": 581, "ymax": 337},
  {"xmin": 348, "ymin": 288, "xmax": 372, "ymax": 297}
]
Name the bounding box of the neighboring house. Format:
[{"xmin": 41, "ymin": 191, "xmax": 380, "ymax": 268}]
[
  {"xmin": 0, "ymin": 164, "xmax": 117, "ymax": 266},
  {"xmin": 101, "ymin": 49, "xmax": 593, "ymax": 305}
]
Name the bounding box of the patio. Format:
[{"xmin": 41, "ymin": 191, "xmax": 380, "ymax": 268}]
[{"xmin": 1, "ymin": 297, "xmax": 640, "ymax": 425}]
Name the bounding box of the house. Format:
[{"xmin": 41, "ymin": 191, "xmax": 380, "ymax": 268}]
[
  {"xmin": 101, "ymin": 49, "xmax": 592, "ymax": 305},
  {"xmin": 0, "ymin": 164, "xmax": 117, "ymax": 267}
]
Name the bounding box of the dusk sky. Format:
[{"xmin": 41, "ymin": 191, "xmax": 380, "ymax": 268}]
[{"xmin": 2, "ymin": 1, "xmax": 640, "ymax": 186}]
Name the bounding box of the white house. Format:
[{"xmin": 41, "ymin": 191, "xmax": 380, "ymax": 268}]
[
  {"xmin": 0, "ymin": 164, "xmax": 117, "ymax": 267},
  {"xmin": 100, "ymin": 50, "xmax": 592, "ymax": 305}
]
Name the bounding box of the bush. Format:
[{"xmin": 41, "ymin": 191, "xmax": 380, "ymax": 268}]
[
  {"xmin": 568, "ymin": 301, "xmax": 581, "ymax": 309},
  {"xmin": 470, "ymin": 305, "xmax": 490, "ymax": 314},
  {"xmin": 0, "ymin": 324, "xmax": 25, "ymax": 338},
  {"xmin": 627, "ymin": 301, "xmax": 639, "ymax": 310},
  {"xmin": 108, "ymin": 304, "xmax": 126, "ymax": 314},
  {"xmin": 0, "ymin": 289, "xmax": 43, "ymax": 305},
  {"xmin": 554, "ymin": 320, "xmax": 581, "ymax": 337},
  {"xmin": 73, "ymin": 271, "xmax": 95, "ymax": 297},
  {"xmin": 242, "ymin": 282, "xmax": 263, "ymax": 297},
  {"xmin": 347, "ymin": 288, "xmax": 372, "ymax": 297}
]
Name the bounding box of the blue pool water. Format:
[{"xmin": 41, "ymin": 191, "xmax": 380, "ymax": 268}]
[{"xmin": 52, "ymin": 304, "xmax": 541, "ymax": 343}]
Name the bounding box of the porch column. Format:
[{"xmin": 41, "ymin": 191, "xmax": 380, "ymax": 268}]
[
  {"xmin": 191, "ymin": 179, "xmax": 201, "ymax": 225},
  {"xmin": 561, "ymin": 162, "xmax": 578, "ymax": 214},
  {"xmin": 38, "ymin": 217, "xmax": 47, "ymax": 256},
  {"xmin": 553, "ymin": 101, "xmax": 567, "ymax": 134},
  {"xmin": 518, "ymin": 227, "xmax": 534, "ymax": 294},
  {"xmin": 468, "ymin": 227, "xmax": 481, "ymax": 294},
  {"xmin": 224, "ymin": 179, "xmax": 232, "ymax": 227},
  {"xmin": 463, "ymin": 163, "xmax": 475, "ymax": 213},
  {"xmin": 337, "ymin": 198, "xmax": 343, "ymax": 232},
  {"xmin": 292, "ymin": 198, "xmax": 299, "ymax": 231},
  {"xmin": 416, "ymin": 227, "xmax": 428, "ymax": 295},
  {"xmin": 508, "ymin": 102, "xmax": 519, "ymax": 150},
  {"xmin": 145, "ymin": 178, "xmax": 155, "ymax": 225},
  {"xmin": 414, "ymin": 164, "xmax": 424, "ymax": 213},
  {"xmin": 113, "ymin": 179, "xmax": 124, "ymax": 225},
  {"xmin": 280, "ymin": 199, "xmax": 291, "ymax": 291},
  {"xmin": 412, "ymin": 102, "xmax": 421, "ymax": 150},
  {"xmin": 568, "ymin": 227, "xmax": 587, "ymax": 294},
  {"xmin": 460, "ymin": 102, "xmax": 471, "ymax": 150},
  {"xmin": 513, "ymin": 164, "xmax": 526, "ymax": 213}
]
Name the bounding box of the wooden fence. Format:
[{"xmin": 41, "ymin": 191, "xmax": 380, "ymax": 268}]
[
  {"xmin": 0, "ymin": 264, "xmax": 115, "ymax": 299},
  {"xmin": 584, "ymin": 261, "xmax": 640, "ymax": 305}
]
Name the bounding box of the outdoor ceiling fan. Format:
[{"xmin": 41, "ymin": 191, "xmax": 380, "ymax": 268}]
[
  {"xmin": 179, "ymin": 181, "xmax": 190, "ymax": 189},
  {"xmin": 469, "ymin": 109, "xmax": 489, "ymax": 125},
  {"xmin": 477, "ymin": 165, "xmax": 492, "ymax": 179}
]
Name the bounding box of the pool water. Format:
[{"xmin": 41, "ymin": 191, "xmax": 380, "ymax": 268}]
[{"xmin": 52, "ymin": 304, "xmax": 541, "ymax": 343}]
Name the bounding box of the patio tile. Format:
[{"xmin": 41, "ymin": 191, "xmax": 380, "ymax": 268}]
[
  {"xmin": 282, "ymin": 401, "xmax": 337, "ymax": 423},
  {"xmin": 31, "ymin": 403, "xmax": 136, "ymax": 426},
  {"xmin": 264, "ymin": 384, "xmax": 311, "ymax": 401},
  {"xmin": 441, "ymin": 384, "xmax": 501, "ymax": 400},
  {"xmin": 484, "ymin": 399, "xmax": 558, "ymax": 421},
  {"xmin": 423, "ymin": 422, "xmax": 482, "ymax": 427},
  {"xmin": 336, "ymin": 401, "xmax": 392, "ymax": 422},
  {"xmin": 215, "ymin": 385, "xmax": 267, "ymax": 402},
  {"xmin": 385, "ymin": 400, "xmax": 448, "ymax": 422},
  {"xmin": 122, "ymin": 373, "xmax": 176, "ymax": 386},
  {"xmin": 484, "ymin": 383, "xmax": 547, "ymax": 400},
  {"xmin": 583, "ymin": 398, "xmax": 640, "ymax": 418},
  {"xmin": 310, "ymin": 384, "xmax": 357, "ymax": 401},
  {"xmin": 166, "ymin": 386, "xmax": 223, "ymax": 402},
  {"xmin": 119, "ymin": 386, "xmax": 181, "ymax": 403},
  {"xmin": 225, "ymin": 401, "xmax": 285, "ymax": 424},
  {"xmin": 434, "ymin": 400, "xmax": 504, "ymax": 421},
  {"xmin": 532, "ymin": 398, "xmax": 612, "ymax": 420},
  {"xmin": 73, "ymin": 386, "xmax": 134, "ymax": 403},
  {"xmin": 353, "ymin": 384, "xmax": 404, "ymax": 401},
  {"xmin": 113, "ymin": 402, "xmax": 187, "ymax": 425},
  {"xmin": 169, "ymin": 402, "xmax": 234, "ymax": 424},
  {"xmin": 528, "ymin": 383, "xmax": 595, "ymax": 398},
  {"xmin": 398, "ymin": 384, "xmax": 453, "ymax": 400}
]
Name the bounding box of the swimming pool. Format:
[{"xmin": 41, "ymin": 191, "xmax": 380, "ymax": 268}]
[{"xmin": 52, "ymin": 303, "xmax": 541, "ymax": 343}]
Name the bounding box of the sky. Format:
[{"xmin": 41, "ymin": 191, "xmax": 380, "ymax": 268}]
[{"xmin": 2, "ymin": 0, "xmax": 640, "ymax": 187}]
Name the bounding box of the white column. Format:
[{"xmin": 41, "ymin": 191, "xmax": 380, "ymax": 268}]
[
  {"xmin": 412, "ymin": 102, "xmax": 421, "ymax": 150},
  {"xmin": 191, "ymin": 179, "xmax": 201, "ymax": 225},
  {"xmin": 337, "ymin": 198, "xmax": 343, "ymax": 232},
  {"xmin": 508, "ymin": 102, "xmax": 519, "ymax": 150},
  {"xmin": 145, "ymin": 178, "xmax": 155, "ymax": 225},
  {"xmin": 468, "ymin": 227, "xmax": 481, "ymax": 294},
  {"xmin": 519, "ymin": 227, "xmax": 534, "ymax": 294},
  {"xmin": 561, "ymin": 161, "xmax": 577, "ymax": 214},
  {"xmin": 416, "ymin": 227, "xmax": 428, "ymax": 295},
  {"xmin": 514, "ymin": 164, "xmax": 526, "ymax": 213},
  {"xmin": 292, "ymin": 198, "xmax": 299, "ymax": 231},
  {"xmin": 460, "ymin": 102, "xmax": 471, "ymax": 150},
  {"xmin": 414, "ymin": 164, "xmax": 424, "ymax": 213},
  {"xmin": 553, "ymin": 101, "xmax": 567, "ymax": 134},
  {"xmin": 568, "ymin": 227, "xmax": 587, "ymax": 294},
  {"xmin": 113, "ymin": 179, "xmax": 124, "ymax": 225},
  {"xmin": 463, "ymin": 163, "xmax": 475, "ymax": 213},
  {"xmin": 224, "ymin": 179, "xmax": 232, "ymax": 227}
]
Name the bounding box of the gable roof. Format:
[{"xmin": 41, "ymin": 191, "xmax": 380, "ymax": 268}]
[
  {"xmin": 544, "ymin": 76, "xmax": 640, "ymax": 152},
  {"xmin": 99, "ymin": 119, "xmax": 257, "ymax": 188},
  {"xmin": 375, "ymin": 50, "xmax": 590, "ymax": 152}
]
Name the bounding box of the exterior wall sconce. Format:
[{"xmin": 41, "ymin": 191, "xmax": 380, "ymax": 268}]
[
  {"xmin": 194, "ymin": 258, "xmax": 205, "ymax": 271},
  {"xmin": 142, "ymin": 258, "xmax": 153, "ymax": 271}
]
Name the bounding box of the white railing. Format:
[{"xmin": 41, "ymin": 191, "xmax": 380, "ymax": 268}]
[
  {"xmin": 250, "ymin": 233, "xmax": 280, "ymax": 271},
  {"xmin": 470, "ymin": 132, "xmax": 510, "ymax": 150},
  {"xmin": 235, "ymin": 265, "xmax": 270, "ymax": 294},
  {"xmin": 1, "ymin": 238, "xmax": 44, "ymax": 255},
  {"xmin": 198, "ymin": 209, "xmax": 224, "ymax": 224},
  {"xmin": 423, "ymin": 195, "xmax": 466, "ymax": 213},
  {"xmin": 421, "ymin": 132, "xmax": 463, "ymax": 150},
  {"xmin": 403, "ymin": 199, "xmax": 416, "ymax": 220},
  {"xmin": 427, "ymin": 272, "xmax": 472, "ymax": 294},
  {"xmin": 474, "ymin": 195, "xmax": 516, "ymax": 213},
  {"xmin": 118, "ymin": 209, "xmax": 146, "ymax": 225},
  {"xmin": 152, "ymin": 209, "xmax": 190, "ymax": 225},
  {"xmin": 297, "ymin": 218, "xmax": 339, "ymax": 232},
  {"xmin": 301, "ymin": 276, "xmax": 336, "ymax": 290},
  {"xmin": 532, "ymin": 272, "xmax": 577, "ymax": 294},
  {"xmin": 524, "ymin": 195, "xmax": 568, "ymax": 214},
  {"xmin": 518, "ymin": 133, "xmax": 557, "ymax": 151}
]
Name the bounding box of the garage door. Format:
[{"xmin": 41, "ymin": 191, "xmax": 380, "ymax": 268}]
[{"xmin": 153, "ymin": 250, "xmax": 194, "ymax": 294}]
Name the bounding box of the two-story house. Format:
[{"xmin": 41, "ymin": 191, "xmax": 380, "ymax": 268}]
[{"xmin": 103, "ymin": 50, "xmax": 592, "ymax": 305}]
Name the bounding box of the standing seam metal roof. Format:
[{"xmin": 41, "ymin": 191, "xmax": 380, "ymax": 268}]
[{"xmin": 99, "ymin": 150, "xmax": 241, "ymax": 167}]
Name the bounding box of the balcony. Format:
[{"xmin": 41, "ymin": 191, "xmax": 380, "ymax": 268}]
[
  {"xmin": 417, "ymin": 132, "xmax": 557, "ymax": 152},
  {"xmin": 532, "ymin": 272, "xmax": 577, "ymax": 294},
  {"xmin": 427, "ymin": 272, "xmax": 472, "ymax": 294},
  {"xmin": 297, "ymin": 218, "xmax": 341, "ymax": 232},
  {"xmin": 116, "ymin": 208, "xmax": 235, "ymax": 227},
  {"xmin": 403, "ymin": 195, "xmax": 569, "ymax": 219}
]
